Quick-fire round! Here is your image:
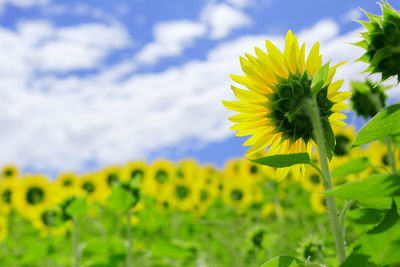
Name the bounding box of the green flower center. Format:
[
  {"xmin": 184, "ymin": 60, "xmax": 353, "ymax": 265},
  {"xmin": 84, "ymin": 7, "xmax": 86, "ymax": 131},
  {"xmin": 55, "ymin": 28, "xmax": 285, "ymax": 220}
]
[
  {"xmin": 200, "ymin": 189, "xmax": 209, "ymax": 201},
  {"xmin": 82, "ymin": 182, "xmax": 95, "ymax": 194},
  {"xmin": 176, "ymin": 169, "xmax": 184, "ymax": 179},
  {"xmin": 250, "ymin": 165, "xmax": 258, "ymax": 174},
  {"xmin": 175, "ymin": 185, "xmax": 190, "ymax": 200},
  {"xmin": 63, "ymin": 178, "xmax": 73, "ymax": 187},
  {"xmin": 334, "ymin": 134, "xmax": 351, "ymax": 156},
  {"xmin": 2, "ymin": 190, "xmax": 11, "ymax": 203},
  {"xmin": 26, "ymin": 187, "xmax": 44, "ymax": 205},
  {"xmin": 269, "ymin": 72, "xmax": 333, "ymax": 143},
  {"xmin": 382, "ymin": 154, "xmax": 389, "ymax": 166},
  {"xmin": 107, "ymin": 173, "xmax": 119, "ymax": 187},
  {"xmin": 4, "ymin": 169, "xmax": 14, "ymax": 177},
  {"xmin": 131, "ymin": 169, "xmax": 144, "ymax": 181},
  {"xmin": 155, "ymin": 170, "xmax": 168, "ymax": 183},
  {"xmin": 230, "ymin": 189, "xmax": 243, "ymax": 201},
  {"xmin": 310, "ymin": 174, "xmax": 320, "ymax": 185},
  {"xmin": 41, "ymin": 210, "xmax": 59, "ymax": 227},
  {"xmin": 251, "ymin": 230, "xmax": 264, "ymax": 248}
]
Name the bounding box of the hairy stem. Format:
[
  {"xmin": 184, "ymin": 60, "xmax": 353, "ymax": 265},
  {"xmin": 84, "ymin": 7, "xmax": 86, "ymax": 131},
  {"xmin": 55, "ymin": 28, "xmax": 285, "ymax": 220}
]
[{"xmin": 306, "ymin": 98, "xmax": 347, "ymax": 264}]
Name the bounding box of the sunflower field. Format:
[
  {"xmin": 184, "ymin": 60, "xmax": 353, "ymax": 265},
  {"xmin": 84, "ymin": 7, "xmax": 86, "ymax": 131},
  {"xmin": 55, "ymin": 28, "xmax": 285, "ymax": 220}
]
[{"xmin": 2, "ymin": 1, "xmax": 400, "ymax": 267}]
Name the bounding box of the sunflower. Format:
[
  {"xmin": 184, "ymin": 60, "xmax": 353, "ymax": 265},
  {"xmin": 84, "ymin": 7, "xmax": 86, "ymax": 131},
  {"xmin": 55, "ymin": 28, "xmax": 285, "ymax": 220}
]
[
  {"xmin": 0, "ymin": 179, "xmax": 16, "ymax": 214},
  {"xmin": 310, "ymin": 192, "xmax": 327, "ymax": 214},
  {"xmin": 223, "ymin": 30, "xmax": 350, "ymax": 178},
  {"xmin": 14, "ymin": 175, "xmax": 58, "ymax": 219},
  {"xmin": 1, "ymin": 164, "xmax": 19, "ymax": 180},
  {"xmin": 143, "ymin": 160, "xmax": 176, "ymax": 196},
  {"xmin": 171, "ymin": 179, "xmax": 196, "ymax": 211},
  {"xmin": 121, "ymin": 161, "xmax": 148, "ymax": 183},
  {"xmin": 99, "ymin": 166, "xmax": 122, "ymax": 196},
  {"xmin": 78, "ymin": 173, "xmax": 108, "ymax": 203},
  {"xmin": 175, "ymin": 159, "xmax": 199, "ymax": 181},
  {"xmin": 31, "ymin": 206, "xmax": 68, "ymax": 237},
  {"xmin": 222, "ymin": 176, "xmax": 253, "ymax": 214},
  {"xmin": 56, "ymin": 172, "xmax": 80, "ymax": 198},
  {"xmin": 301, "ymin": 167, "xmax": 323, "ymax": 193},
  {"xmin": 0, "ymin": 216, "xmax": 7, "ymax": 242}
]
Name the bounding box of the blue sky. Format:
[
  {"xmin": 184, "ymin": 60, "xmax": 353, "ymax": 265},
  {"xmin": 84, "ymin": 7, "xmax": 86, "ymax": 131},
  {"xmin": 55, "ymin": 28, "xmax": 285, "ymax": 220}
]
[{"xmin": 0, "ymin": 0, "xmax": 399, "ymax": 177}]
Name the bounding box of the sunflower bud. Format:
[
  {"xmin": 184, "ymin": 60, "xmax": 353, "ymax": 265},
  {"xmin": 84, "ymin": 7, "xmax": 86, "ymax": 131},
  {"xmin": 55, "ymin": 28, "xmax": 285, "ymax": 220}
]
[
  {"xmin": 350, "ymin": 79, "xmax": 388, "ymax": 119},
  {"xmin": 355, "ymin": 1, "xmax": 400, "ymax": 81}
]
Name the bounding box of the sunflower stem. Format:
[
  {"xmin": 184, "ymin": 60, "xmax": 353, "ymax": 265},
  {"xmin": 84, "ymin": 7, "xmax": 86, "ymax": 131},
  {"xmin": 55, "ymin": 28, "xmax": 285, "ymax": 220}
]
[
  {"xmin": 72, "ymin": 216, "xmax": 80, "ymax": 267},
  {"xmin": 385, "ymin": 136, "xmax": 397, "ymax": 174},
  {"xmin": 307, "ymin": 97, "xmax": 347, "ymax": 264},
  {"xmin": 126, "ymin": 210, "xmax": 133, "ymax": 267}
]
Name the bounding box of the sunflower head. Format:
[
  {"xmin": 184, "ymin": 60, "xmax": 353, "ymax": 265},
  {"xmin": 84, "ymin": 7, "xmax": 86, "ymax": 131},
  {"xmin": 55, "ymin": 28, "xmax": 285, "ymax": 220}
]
[
  {"xmin": 223, "ymin": 30, "xmax": 350, "ymax": 178},
  {"xmin": 350, "ymin": 79, "xmax": 388, "ymax": 119},
  {"xmin": 1, "ymin": 164, "xmax": 19, "ymax": 179},
  {"xmin": 355, "ymin": 1, "xmax": 400, "ymax": 82}
]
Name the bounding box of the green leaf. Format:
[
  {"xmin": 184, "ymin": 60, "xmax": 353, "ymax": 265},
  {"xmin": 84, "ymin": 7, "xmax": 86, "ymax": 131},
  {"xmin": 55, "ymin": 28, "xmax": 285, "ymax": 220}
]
[
  {"xmin": 353, "ymin": 104, "xmax": 400, "ymax": 146},
  {"xmin": 321, "ymin": 117, "xmax": 335, "ymax": 160},
  {"xmin": 108, "ymin": 186, "xmax": 135, "ymax": 213},
  {"xmin": 150, "ymin": 240, "xmax": 194, "ymax": 259},
  {"xmin": 66, "ymin": 197, "xmax": 87, "ymax": 218},
  {"xmin": 340, "ymin": 248, "xmax": 377, "ymax": 267},
  {"xmin": 260, "ymin": 256, "xmax": 322, "ymax": 267},
  {"xmin": 250, "ymin": 153, "xmax": 311, "ymax": 168},
  {"xmin": 331, "ymin": 157, "xmax": 371, "ymax": 178},
  {"xmin": 260, "ymin": 256, "xmax": 303, "ymax": 267},
  {"xmin": 325, "ymin": 174, "xmax": 400, "ymax": 200},
  {"xmin": 355, "ymin": 201, "xmax": 400, "ymax": 266},
  {"xmin": 311, "ymin": 62, "xmax": 330, "ymax": 96}
]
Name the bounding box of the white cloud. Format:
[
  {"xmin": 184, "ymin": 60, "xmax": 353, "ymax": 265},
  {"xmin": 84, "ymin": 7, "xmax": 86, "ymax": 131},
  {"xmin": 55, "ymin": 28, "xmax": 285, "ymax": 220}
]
[
  {"xmin": 0, "ymin": 20, "xmax": 131, "ymax": 76},
  {"xmin": 201, "ymin": 3, "xmax": 252, "ymax": 39},
  {"xmin": 0, "ymin": 17, "xmax": 399, "ymax": 175},
  {"xmin": 135, "ymin": 20, "xmax": 206, "ymax": 65},
  {"xmin": 0, "ymin": 0, "xmax": 48, "ymax": 12},
  {"xmin": 341, "ymin": 8, "xmax": 363, "ymax": 24}
]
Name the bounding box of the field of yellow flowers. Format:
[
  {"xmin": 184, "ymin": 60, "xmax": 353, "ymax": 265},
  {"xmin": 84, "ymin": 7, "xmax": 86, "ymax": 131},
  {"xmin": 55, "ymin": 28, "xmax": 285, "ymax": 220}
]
[
  {"xmin": 0, "ymin": 127, "xmax": 398, "ymax": 266},
  {"xmin": 2, "ymin": 1, "xmax": 400, "ymax": 266}
]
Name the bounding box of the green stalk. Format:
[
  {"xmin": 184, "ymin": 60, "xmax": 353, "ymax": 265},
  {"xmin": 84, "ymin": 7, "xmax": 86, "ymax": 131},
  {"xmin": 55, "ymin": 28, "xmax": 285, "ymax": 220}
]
[
  {"xmin": 385, "ymin": 136, "xmax": 397, "ymax": 174},
  {"xmin": 307, "ymin": 97, "xmax": 347, "ymax": 264},
  {"xmin": 126, "ymin": 210, "xmax": 133, "ymax": 267},
  {"xmin": 72, "ymin": 217, "xmax": 80, "ymax": 267}
]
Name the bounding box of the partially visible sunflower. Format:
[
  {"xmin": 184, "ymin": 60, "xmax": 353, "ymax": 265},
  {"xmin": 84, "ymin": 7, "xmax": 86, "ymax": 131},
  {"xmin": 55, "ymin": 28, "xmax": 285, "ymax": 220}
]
[
  {"xmin": 222, "ymin": 175, "xmax": 253, "ymax": 214},
  {"xmin": 143, "ymin": 160, "xmax": 176, "ymax": 196},
  {"xmin": 100, "ymin": 166, "xmax": 122, "ymax": 190},
  {"xmin": 14, "ymin": 175, "xmax": 57, "ymax": 219},
  {"xmin": 56, "ymin": 172, "xmax": 80, "ymax": 198},
  {"xmin": 301, "ymin": 168, "xmax": 323, "ymax": 193},
  {"xmin": 121, "ymin": 161, "xmax": 148, "ymax": 183},
  {"xmin": 223, "ymin": 30, "xmax": 350, "ymax": 178},
  {"xmin": 31, "ymin": 206, "xmax": 68, "ymax": 237},
  {"xmin": 78, "ymin": 173, "xmax": 108, "ymax": 203},
  {"xmin": 310, "ymin": 192, "xmax": 327, "ymax": 214},
  {"xmin": 0, "ymin": 179, "xmax": 16, "ymax": 214},
  {"xmin": 1, "ymin": 164, "xmax": 19, "ymax": 180}
]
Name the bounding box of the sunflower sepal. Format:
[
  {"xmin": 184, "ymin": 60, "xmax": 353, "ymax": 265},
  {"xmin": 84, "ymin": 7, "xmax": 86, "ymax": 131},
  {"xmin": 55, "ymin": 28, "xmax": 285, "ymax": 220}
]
[{"xmin": 311, "ymin": 62, "xmax": 330, "ymax": 97}]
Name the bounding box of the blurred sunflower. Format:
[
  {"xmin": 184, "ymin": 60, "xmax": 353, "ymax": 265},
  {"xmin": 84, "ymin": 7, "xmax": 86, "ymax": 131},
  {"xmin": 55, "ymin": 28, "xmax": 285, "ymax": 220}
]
[
  {"xmin": 56, "ymin": 172, "xmax": 79, "ymax": 198},
  {"xmin": 31, "ymin": 206, "xmax": 68, "ymax": 237},
  {"xmin": 1, "ymin": 164, "xmax": 19, "ymax": 180},
  {"xmin": 121, "ymin": 161, "xmax": 147, "ymax": 183},
  {"xmin": 79, "ymin": 173, "xmax": 107, "ymax": 203},
  {"xmin": 223, "ymin": 30, "xmax": 350, "ymax": 178},
  {"xmin": 310, "ymin": 192, "xmax": 327, "ymax": 214},
  {"xmin": 176, "ymin": 159, "xmax": 199, "ymax": 181},
  {"xmin": 14, "ymin": 175, "xmax": 57, "ymax": 219},
  {"xmin": 143, "ymin": 160, "xmax": 176, "ymax": 196},
  {"xmin": 222, "ymin": 176, "xmax": 253, "ymax": 213},
  {"xmin": 0, "ymin": 179, "xmax": 16, "ymax": 214},
  {"xmin": 301, "ymin": 168, "xmax": 323, "ymax": 193},
  {"xmin": 171, "ymin": 180, "xmax": 196, "ymax": 211},
  {"xmin": 100, "ymin": 166, "xmax": 122, "ymax": 190}
]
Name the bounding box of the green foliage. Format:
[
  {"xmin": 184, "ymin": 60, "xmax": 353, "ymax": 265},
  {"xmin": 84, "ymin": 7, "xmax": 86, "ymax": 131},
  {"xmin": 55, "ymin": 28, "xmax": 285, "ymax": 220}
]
[
  {"xmin": 353, "ymin": 104, "xmax": 400, "ymax": 146},
  {"xmin": 331, "ymin": 157, "xmax": 371, "ymax": 178},
  {"xmin": 250, "ymin": 153, "xmax": 311, "ymax": 168},
  {"xmin": 260, "ymin": 255, "xmax": 323, "ymax": 267},
  {"xmin": 325, "ymin": 174, "xmax": 400, "ymax": 200},
  {"xmin": 108, "ymin": 186, "xmax": 136, "ymax": 212},
  {"xmin": 66, "ymin": 197, "xmax": 87, "ymax": 218}
]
